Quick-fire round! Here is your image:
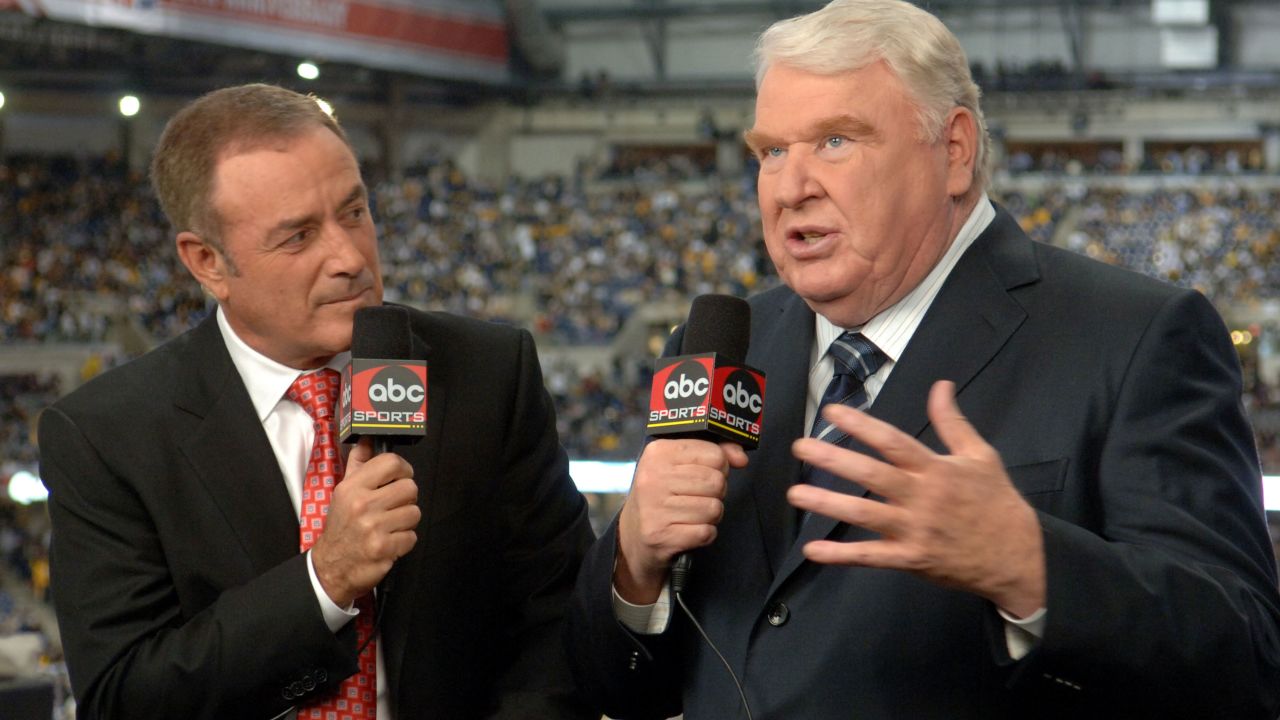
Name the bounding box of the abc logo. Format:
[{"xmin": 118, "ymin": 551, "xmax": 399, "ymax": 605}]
[
  {"xmin": 660, "ymin": 360, "xmax": 711, "ymax": 410},
  {"xmin": 367, "ymin": 366, "xmax": 426, "ymax": 413},
  {"xmin": 722, "ymin": 369, "xmax": 764, "ymax": 418},
  {"xmin": 341, "ymin": 369, "xmax": 353, "ymax": 408}
]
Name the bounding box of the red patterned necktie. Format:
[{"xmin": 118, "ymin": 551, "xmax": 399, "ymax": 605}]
[{"xmin": 287, "ymin": 369, "xmax": 378, "ymax": 720}]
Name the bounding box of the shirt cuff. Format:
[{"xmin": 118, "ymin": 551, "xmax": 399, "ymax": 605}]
[
  {"xmin": 611, "ymin": 583, "xmax": 673, "ymax": 635},
  {"xmin": 997, "ymin": 606, "xmax": 1047, "ymax": 661},
  {"xmin": 307, "ymin": 549, "xmax": 358, "ymax": 633}
]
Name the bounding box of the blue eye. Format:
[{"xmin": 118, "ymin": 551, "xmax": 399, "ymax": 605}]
[
  {"xmin": 824, "ymin": 136, "xmax": 846, "ymax": 148},
  {"xmin": 766, "ymin": 147, "xmax": 784, "ymax": 158}
]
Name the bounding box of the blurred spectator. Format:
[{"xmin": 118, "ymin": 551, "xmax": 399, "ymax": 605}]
[
  {"xmin": 0, "ymin": 375, "xmax": 59, "ymax": 468},
  {"xmin": 0, "ymin": 156, "xmax": 210, "ymax": 345},
  {"xmin": 9, "ymin": 154, "xmax": 1280, "ymax": 479},
  {"xmin": 1067, "ymin": 185, "xmax": 1280, "ymax": 305}
]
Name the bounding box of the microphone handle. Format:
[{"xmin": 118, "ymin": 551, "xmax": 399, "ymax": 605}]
[
  {"xmin": 372, "ymin": 435, "xmax": 400, "ymax": 598},
  {"xmin": 671, "ymin": 552, "xmax": 693, "ymax": 594}
]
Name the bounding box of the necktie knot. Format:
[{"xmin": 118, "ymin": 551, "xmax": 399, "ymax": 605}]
[
  {"xmin": 286, "ymin": 369, "xmax": 342, "ymax": 423},
  {"xmin": 827, "ymin": 331, "xmax": 886, "ymax": 384},
  {"xmin": 809, "ymin": 331, "xmax": 885, "ymax": 444}
]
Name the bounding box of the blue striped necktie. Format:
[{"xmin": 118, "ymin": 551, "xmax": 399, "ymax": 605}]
[
  {"xmin": 808, "ymin": 331, "xmax": 886, "ymax": 445},
  {"xmin": 798, "ymin": 331, "xmax": 887, "ymax": 521}
]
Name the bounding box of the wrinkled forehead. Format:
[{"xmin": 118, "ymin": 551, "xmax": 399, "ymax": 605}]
[{"xmin": 750, "ymin": 61, "xmax": 917, "ymax": 136}]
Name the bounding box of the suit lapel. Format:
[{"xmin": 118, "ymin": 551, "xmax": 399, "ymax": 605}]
[
  {"xmin": 866, "ymin": 210, "xmax": 1035, "ymax": 442},
  {"xmin": 767, "ymin": 208, "xmax": 1038, "ymax": 597},
  {"xmin": 174, "ymin": 316, "xmax": 299, "ymax": 573},
  {"xmin": 743, "ymin": 292, "xmax": 815, "ymax": 577},
  {"xmin": 381, "ymin": 329, "xmax": 442, "ymax": 699}
]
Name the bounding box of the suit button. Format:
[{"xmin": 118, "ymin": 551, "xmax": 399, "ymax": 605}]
[
  {"xmin": 282, "ymin": 687, "xmax": 296, "ymax": 701},
  {"xmin": 301, "ymin": 674, "xmax": 316, "ymax": 691},
  {"xmin": 315, "ymin": 669, "xmax": 328, "ymax": 683},
  {"xmin": 766, "ymin": 602, "xmax": 790, "ymax": 626}
]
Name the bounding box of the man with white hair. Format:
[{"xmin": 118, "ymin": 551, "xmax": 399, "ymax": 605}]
[{"xmin": 566, "ymin": 1, "xmax": 1280, "ymax": 717}]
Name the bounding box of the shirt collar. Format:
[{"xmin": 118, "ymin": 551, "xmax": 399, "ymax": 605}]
[
  {"xmin": 216, "ymin": 306, "xmax": 350, "ymax": 422},
  {"xmin": 815, "ymin": 194, "xmax": 996, "ymax": 362}
]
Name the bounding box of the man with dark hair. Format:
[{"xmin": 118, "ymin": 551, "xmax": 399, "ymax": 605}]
[
  {"xmin": 566, "ymin": 2, "xmax": 1280, "ymax": 718},
  {"xmin": 40, "ymin": 83, "xmax": 596, "ymax": 719}
]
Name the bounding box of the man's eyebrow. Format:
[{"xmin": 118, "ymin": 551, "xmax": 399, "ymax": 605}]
[
  {"xmin": 742, "ymin": 128, "xmax": 779, "ymax": 153},
  {"xmin": 743, "ymin": 114, "xmax": 879, "ymax": 152},
  {"xmin": 811, "ymin": 114, "xmax": 879, "ymax": 141},
  {"xmin": 340, "ymin": 184, "xmax": 368, "ymax": 208},
  {"xmin": 270, "ymin": 211, "xmax": 316, "ymax": 235}
]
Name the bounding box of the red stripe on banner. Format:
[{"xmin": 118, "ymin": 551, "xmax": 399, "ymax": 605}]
[
  {"xmin": 160, "ymin": 0, "xmax": 508, "ymax": 62},
  {"xmin": 345, "ymin": 3, "xmax": 507, "ymax": 60}
]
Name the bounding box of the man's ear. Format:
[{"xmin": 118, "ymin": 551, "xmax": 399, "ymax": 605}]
[
  {"xmin": 942, "ymin": 106, "xmax": 979, "ymax": 198},
  {"xmin": 175, "ymin": 231, "xmax": 232, "ymax": 302}
]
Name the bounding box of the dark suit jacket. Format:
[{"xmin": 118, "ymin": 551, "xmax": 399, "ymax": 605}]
[
  {"xmin": 567, "ymin": 208, "xmax": 1280, "ymax": 719},
  {"xmin": 39, "ymin": 307, "xmax": 597, "ymax": 719}
]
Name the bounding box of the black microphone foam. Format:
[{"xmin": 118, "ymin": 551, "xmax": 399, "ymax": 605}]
[
  {"xmin": 681, "ymin": 294, "xmax": 750, "ymax": 361},
  {"xmin": 666, "ymin": 294, "xmax": 754, "ymax": 597},
  {"xmin": 341, "ymin": 305, "xmax": 423, "ymax": 452},
  {"xmin": 352, "ymin": 305, "xmax": 412, "ymax": 359}
]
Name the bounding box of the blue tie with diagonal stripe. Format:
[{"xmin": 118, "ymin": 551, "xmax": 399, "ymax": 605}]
[
  {"xmin": 809, "ymin": 331, "xmax": 886, "ymax": 445},
  {"xmin": 799, "ymin": 332, "xmax": 886, "ymax": 512}
]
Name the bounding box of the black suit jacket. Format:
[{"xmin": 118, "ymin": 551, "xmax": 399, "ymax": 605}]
[
  {"xmin": 40, "ymin": 307, "xmax": 597, "ymax": 719},
  {"xmin": 567, "ymin": 208, "xmax": 1280, "ymax": 719}
]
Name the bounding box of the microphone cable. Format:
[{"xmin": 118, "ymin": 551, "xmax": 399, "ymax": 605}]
[
  {"xmin": 356, "ymin": 582, "xmax": 388, "ymax": 658},
  {"xmin": 671, "ymin": 557, "xmax": 755, "ymax": 720}
]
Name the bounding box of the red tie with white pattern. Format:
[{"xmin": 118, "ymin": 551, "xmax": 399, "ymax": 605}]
[{"xmin": 287, "ymin": 369, "xmax": 377, "ymax": 720}]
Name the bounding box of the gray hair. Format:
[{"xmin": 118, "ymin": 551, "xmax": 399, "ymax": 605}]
[{"xmin": 754, "ymin": 0, "xmax": 990, "ymax": 192}]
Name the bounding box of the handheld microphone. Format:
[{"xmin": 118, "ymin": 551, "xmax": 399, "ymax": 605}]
[
  {"xmin": 338, "ymin": 305, "xmax": 427, "ymax": 454},
  {"xmin": 646, "ymin": 294, "xmax": 766, "ymax": 592},
  {"xmin": 646, "ymin": 294, "xmax": 766, "ymax": 449}
]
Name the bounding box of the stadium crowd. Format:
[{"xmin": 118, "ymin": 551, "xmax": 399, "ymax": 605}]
[
  {"xmin": 1065, "ymin": 185, "xmax": 1280, "ymax": 305},
  {"xmin": 375, "ymin": 156, "xmax": 775, "ymax": 343},
  {"xmin": 7, "ymin": 155, "xmax": 1280, "ymax": 468},
  {"xmin": 5, "ymin": 155, "xmax": 1280, "ymax": 702}
]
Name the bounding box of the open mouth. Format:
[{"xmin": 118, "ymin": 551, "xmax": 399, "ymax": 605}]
[{"xmin": 786, "ymin": 229, "xmax": 837, "ymax": 250}]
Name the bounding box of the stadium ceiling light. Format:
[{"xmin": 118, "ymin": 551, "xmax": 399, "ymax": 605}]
[
  {"xmin": 7, "ymin": 470, "xmax": 48, "ymax": 505},
  {"xmin": 297, "ymin": 61, "xmax": 321, "ymax": 80},
  {"xmin": 0, "ymin": 90, "xmax": 6, "ymax": 111},
  {"xmin": 119, "ymin": 94, "xmax": 141, "ymax": 117}
]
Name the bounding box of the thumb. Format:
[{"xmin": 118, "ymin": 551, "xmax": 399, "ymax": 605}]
[
  {"xmin": 344, "ymin": 436, "xmax": 375, "ymax": 473},
  {"xmin": 720, "ymin": 442, "xmax": 751, "ymax": 469},
  {"xmin": 928, "ymin": 380, "xmax": 991, "ymax": 459}
]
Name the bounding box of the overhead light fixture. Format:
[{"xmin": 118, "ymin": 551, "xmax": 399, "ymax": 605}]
[
  {"xmin": 297, "ymin": 61, "xmax": 320, "ymax": 80},
  {"xmin": 119, "ymin": 94, "xmax": 141, "ymax": 117}
]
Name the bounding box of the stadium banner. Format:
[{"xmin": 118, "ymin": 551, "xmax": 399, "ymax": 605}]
[{"xmin": 18, "ymin": 0, "xmax": 509, "ymax": 83}]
